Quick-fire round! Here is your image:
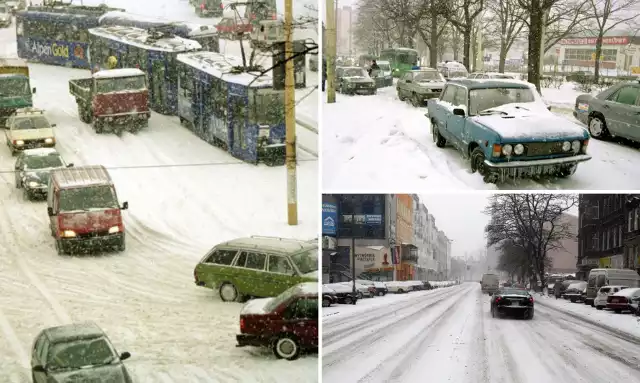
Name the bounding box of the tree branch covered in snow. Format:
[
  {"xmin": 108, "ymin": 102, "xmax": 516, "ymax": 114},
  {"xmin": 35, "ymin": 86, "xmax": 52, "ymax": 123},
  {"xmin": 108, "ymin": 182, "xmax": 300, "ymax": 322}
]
[
  {"xmin": 485, "ymin": 0, "xmax": 527, "ymax": 73},
  {"xmin": 442, "ymin": 0, "xmax": 485, "ymax": 69}
]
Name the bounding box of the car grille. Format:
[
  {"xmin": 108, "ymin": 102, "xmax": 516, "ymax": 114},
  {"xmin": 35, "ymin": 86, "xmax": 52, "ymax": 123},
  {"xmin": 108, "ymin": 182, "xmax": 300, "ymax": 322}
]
[
  {"xmin": 524, "ymin": 142, "xmax": 566, "ymax": 156},
  {"xmin": 76, "ymin": 230, "xmax": 110, "ymax": 239}
]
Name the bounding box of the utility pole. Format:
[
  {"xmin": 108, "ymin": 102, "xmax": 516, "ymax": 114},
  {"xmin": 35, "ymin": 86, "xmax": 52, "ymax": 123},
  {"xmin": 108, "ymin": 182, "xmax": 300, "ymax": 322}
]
[
  {"xmin": 325, "ymin": 0, "xmax": 336, "ymax": 103},
  {"xmin": 284, "ymin": 0, "xmax": 297, "ymax": 225},
  {"xmin": 351, "ymin": 236, "xmax": 356, "ymax": 295}
]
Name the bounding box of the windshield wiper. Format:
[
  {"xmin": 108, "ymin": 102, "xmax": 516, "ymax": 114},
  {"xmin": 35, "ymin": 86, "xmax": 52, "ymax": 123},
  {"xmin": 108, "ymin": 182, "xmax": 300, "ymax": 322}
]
[
  {"xmin": 514, "ymin": 105, "xmax": 530, "ymax": 111},
  {"xmin": 478, "ymin": 109, "xmax": 508, "ymax": 116}
]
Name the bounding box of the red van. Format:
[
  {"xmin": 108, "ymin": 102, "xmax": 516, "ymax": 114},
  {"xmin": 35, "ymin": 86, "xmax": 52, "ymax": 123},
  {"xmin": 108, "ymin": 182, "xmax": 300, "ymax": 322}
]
[{"xmin": 47, "ymin": 165, "xmax": 128, "ymax": 255}]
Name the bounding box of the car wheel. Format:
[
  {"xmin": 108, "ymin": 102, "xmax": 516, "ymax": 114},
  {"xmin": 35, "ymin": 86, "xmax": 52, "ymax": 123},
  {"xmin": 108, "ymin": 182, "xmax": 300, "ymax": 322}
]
[
  {"xmin": 357, "ymin": 292, "xmax": 363, "ymax": 300},
  {"xmin": 219, "ymin": 282, "xmax": 239, "ymax": 302},
  {"xmin": 491, "ymin": 306, "xmax": 495, "ymax": 318},
  {"xmin": 116, "ymin": 238, "xmax": 126, "ymax": 252},
  {"xmin": 397, "ymin": 89, "xmax": 405, "ymax": 101},
  {"xmin": 614, "ymin": 309, "xmax": 622, "ymax": 313},
  {"xmin": 588, "ymin": 115, "xmax": 609, "ymax": 139},
  {"xmin": 23, "ymin": 189, "xmax": 30, "ymax": 201},
  {"xmin": 273, "ymin": 336, "xmax": 301, "ymax": 360},
  {"xmin": 322, "ymin": 298, "xmax": 330, "ymax": 307},
  {"xmin": 397, "ymin": 289, "xmax": 404, "ymax": 294},
  {"xmin": 596, "ymin": 305, "xmax": 603, "ymax": 310},
  {"xmin": 470, "ymin": 147, "xmax": 498, "ymax": 183},
  {"xmin": 411, "ymin": 93, "xmax": 420, "ymax": 107},
  {"xmin": 528, "ymin": 309, "xmax": 534, "ymax": 320},
  {"xmin": 55, "ymin": 239, "xmax": 67, "ymax": 255},
  {"xmin": 378, "ymin": 291, "xmax": 384, "ymax": 297},
  {"xmin": 16, "ymin": 177, "xmax": 22, "ymax": 189},
  {"xmin": 343, "ymin": 296, "xmax": 353, "ymax": 304},
  {"xmin": 431, "ymin": 121, "xmax": 446, "ymax": 148}
]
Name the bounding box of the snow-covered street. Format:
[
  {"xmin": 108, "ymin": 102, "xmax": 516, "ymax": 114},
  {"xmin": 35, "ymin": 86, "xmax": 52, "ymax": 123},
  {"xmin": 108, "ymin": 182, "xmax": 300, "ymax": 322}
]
[
  {"xmin": 322, "ymin": 85, "xmax": 640, "ymax": 190},
  {"xmin": 0, "ymin": 2, "xmax": 318, "ymax": 381},
  {"xmin": 323, "ymin": 283, "xmax": 640, "ymax": 383}
]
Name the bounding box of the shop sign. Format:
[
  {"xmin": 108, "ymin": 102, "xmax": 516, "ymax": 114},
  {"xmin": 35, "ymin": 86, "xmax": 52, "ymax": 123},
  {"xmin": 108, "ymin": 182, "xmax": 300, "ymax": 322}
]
[
  {"xmin": 322, "ymin": 203, "xmax": 338, "ymax": 235},
  {"xmin": 560, "ymin": 37, "xmax": 629, "ymax": 45}
]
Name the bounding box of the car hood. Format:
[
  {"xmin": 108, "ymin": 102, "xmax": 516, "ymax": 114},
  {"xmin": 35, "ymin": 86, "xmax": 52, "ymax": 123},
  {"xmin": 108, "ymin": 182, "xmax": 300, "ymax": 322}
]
[
  {"xmin": 9, "ymin": 128, "xmax": 54, "ymax": 141},
  {"xmin": 23, "ymin": 170, "xmax": 52, "ymax": 184},
  {"xmin": 58, "ymin": 209, "xmax": 122, "ymax": 233},
  {"xmin": 49, "ymin": 363, "xmax": 128, "ymax": 383},
  {"xmin": 343, "ymin": 76, "xmax": 374, "ymax": 83},
  {"xmin": 241, "ymin": 297, "xmax": 274, "ymax": 315},
  {"xmin": 302, "ymin": 270, "xmax": 318, "ymax": 280},
  {"xmin": 472, "ymin": 103, "xmax": 588, "ymax": 141},
  {"xmin": 415, "ymin": 80, "xmax": 445, "ymax": 88}
]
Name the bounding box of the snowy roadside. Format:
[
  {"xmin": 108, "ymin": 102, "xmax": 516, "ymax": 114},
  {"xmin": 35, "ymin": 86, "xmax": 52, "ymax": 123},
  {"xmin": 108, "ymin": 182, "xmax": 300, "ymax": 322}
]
[{"xmin": 534, "ymin": 293, "xmax": 640, "ymax": 341}]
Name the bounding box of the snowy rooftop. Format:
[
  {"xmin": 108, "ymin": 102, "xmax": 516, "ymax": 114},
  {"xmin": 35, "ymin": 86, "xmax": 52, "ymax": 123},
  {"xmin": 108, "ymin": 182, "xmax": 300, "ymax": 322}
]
[
  {"xmin": 177, "ymin": 52, "xmax": 272, "ymax": 88},
  {"xmin": 52, "ymin": 165, "xmax": 112, "ymax": 188},
  {"xmin": 93, "ymin": 68, "xmax": 145, "ymax": 79},
  {"xmin": 89, "ymin": 25, "xmax": 201, "ymax": 53},
  {"xmin": 22, "ymin": 148, "xmax": 59, "ymax": 156},
  {"xmin": 98, "ymin": 11, "xmax": 218, "ymax": 37},
  {"xmin": 218, "ymin": 236, "xmax": 317, "ymax": 253}
]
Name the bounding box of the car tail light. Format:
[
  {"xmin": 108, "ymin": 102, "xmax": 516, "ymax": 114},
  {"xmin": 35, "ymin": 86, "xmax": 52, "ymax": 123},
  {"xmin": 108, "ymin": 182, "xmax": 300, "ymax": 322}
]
[
  {"xmin": 220, "ymin": 3, "xmax": 223, "ymax": 8},
  {"xmin": 240, "ymin": 318, "xmax": 245, "ymax": 332},
  {"xmin": 272, "ymin": 13, "xmax": 276, "ymax": 20},
  {"xmin": 495, "ymin": 296, "xmax": 501, "ymax": 303},
  {"xmin": 529, "ymin": 297, "xmax": 534, "ymax": 303},
  {"xmin": 492, "ymin": 144, "xmax": 501, "ymax": 157}
]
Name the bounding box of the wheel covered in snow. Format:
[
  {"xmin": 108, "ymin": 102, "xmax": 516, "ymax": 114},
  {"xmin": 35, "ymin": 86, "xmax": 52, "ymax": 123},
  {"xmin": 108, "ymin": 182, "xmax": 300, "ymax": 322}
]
[
  {"xmin": 272, "ymin": 335, "xmax": 301, "ymax": 360},
  {"xmin": 219, "ymin": 282, "xmax": 239, "ymax": 302},
  {"xmin": 431, "ymin": 121, "xmax": 446, "ymax": 148},
  {"xmin": 588, "ymin": 115, "xmax": 609, "ymax": 139}
]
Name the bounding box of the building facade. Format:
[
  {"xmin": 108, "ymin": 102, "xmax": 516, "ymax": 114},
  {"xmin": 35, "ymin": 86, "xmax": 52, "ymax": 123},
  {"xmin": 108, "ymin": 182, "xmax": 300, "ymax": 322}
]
[
  {"xmin": 412, "ymin": 196, "xmax": 430, "ymax": 280},
  {"xmin": 556, "ymin": 32, "xmax": 640, "ymax": 72},
  {"xmin": 624, "ymin": 195, "xmax": 640, "ymax": 274},
  {"xmin": 396, "ymin": 194, "xmax": 417, "ymax": 281},
  {"xmin": 547, "ymin": 214, "xmax": 578, "ymax": 274},
  {"xmin": 336, "ymin": 6, "xmax": 354, "ymax": 56}
]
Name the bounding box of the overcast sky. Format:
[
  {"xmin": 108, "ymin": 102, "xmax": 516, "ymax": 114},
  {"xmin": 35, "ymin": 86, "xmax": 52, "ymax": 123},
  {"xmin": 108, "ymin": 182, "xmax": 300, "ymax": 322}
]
[{"xmin": 420, "ymin": 193, "xmax": 490, "ymax": 258}]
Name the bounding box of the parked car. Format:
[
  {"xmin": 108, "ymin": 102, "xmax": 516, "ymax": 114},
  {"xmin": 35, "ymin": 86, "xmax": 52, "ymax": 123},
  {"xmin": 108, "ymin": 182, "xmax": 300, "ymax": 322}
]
[
  {"xmin": 194, "ymin": 236, "xmax": 318, "ymax": 302},
  {"xmin": 4, "ymin": 108, "xmax": 56, "ymax": 154},
  {"xmin": 468, "ymin": 72, "xmax": 516, "ymax": 79},
  {"xmin": 236, "ymin": 282, "xmax": 318, "ymax": 360},
  {"xmin": 427, "ymin": 79, "xmax": 591, "ymax": 183},
  {"xmin": 481, "ymin": 273, "xmax": 500, "ymax": 295},
  {"xmin": 335, "ymin": 66, "xmax": 376, "ymax": 95},
  {"xmin": 356, "ymin": 279, "xmax": 388, "ymax": 296},
  {"xmin": 594, "ymin": 285, "xmax": 628, "ymax": 310},
  {"xmin": 436, "ymin": 61, "xmax": 468, "ymax": 80},
  {"xmin": 586, "ymin": 268, "xmax": 640, "ymax": 305},
  {"xmin": 14, "ymin": 148, "xmax": 73, "ymax": 200},
  {"xmin": 606, "ymin": 287, "xmax": 640, "ymax": 313},
  {"xmin": 564, "ymin": 281, "xmax": 588, "ymax": 302},
  {"xmin": 31, "ymin": 322, "xmax": 132, "ymax": 382},
  {"xmin": 322, "ymin": 283, "xmax": 358, "ymax": 304},
  {"xmin": 490, "ymin": 288, "xmax": 534, "ymax": 319},
  {"xmin": 385, "ymin": 281, "xmax": 420, "ymax": 293},
  {"xmin": 573, "ymin": 81, "xmax": 640, "ymax": 142},
  {"xmin": 396, "ymin": 68, "xmax": 446, "ymax": 106},
  {"xmin": 326, "ymin": 281, "xmax": 371, "ymax": 299},
  {"xmin": 47, "ymin": 165, "xmax": 128, "ymax": 255}
]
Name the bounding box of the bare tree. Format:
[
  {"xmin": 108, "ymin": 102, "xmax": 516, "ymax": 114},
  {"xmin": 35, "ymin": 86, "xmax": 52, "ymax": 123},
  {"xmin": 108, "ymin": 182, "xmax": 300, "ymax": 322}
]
[
  {"xmin": 416, "ymin": 0, "xmax": 450, "ymax": 67},
  {"xmin": 543, "ymin": 0, "xmax": 593, "ymax": 52},
  {"xmin": 585, "ymin": 0, "xmax": 639, "ymax": 83},
  {"xmin": 487, "ymin": 0, "xmax": 526, "ymax": 73},
  {"xmin": 443, "ymin": 0, "xmax": 485, "ymax": 69},
  {"xmin": 495, "ymin": 240, "xmax": 530, "ymax": 281},
  {"xmin": 484, "ymin": 194, "xmax": 577, "ymax": 289}
]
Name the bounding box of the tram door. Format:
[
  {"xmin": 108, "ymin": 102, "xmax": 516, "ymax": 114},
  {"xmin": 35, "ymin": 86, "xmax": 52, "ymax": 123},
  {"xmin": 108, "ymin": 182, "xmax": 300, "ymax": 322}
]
[
  {"xmin": 228, "ymin": 92, "xmax": 247, "ymax": 158},
  {"xmin": 193, "ymin": 79, "xmax": 211, "ymax": 139},
  {"xmin": 149, "ymin": 60, "xmax": 167, "ymax": 113}
]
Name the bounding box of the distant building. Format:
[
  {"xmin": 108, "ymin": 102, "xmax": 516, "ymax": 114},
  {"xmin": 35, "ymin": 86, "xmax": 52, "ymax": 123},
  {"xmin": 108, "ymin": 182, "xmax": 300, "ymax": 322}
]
[
  {"xmin": 336, "ymin": 6, "xmax": 354, "ymax": 56},
  {"xmin": 547, "ymin": 214, "xmax": 578, "ymax": 274},
  {"xmin": 556, "ymin": 31, "xmax": 640, "ymax": 73}
]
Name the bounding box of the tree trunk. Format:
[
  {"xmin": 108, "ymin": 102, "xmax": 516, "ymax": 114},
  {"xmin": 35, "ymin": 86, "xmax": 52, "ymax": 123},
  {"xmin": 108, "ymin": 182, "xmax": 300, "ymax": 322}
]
[
  {"xmin": 498, "ymin": 43, "xmax": 507, "ymax": 73},
  {"xmin": 463, "ymin": 28, "xmax": 472, "ymax": 71},
  {"xmin": 429, "ymin": 13, "xmax": 439, "ymax": 67},
  {"xmin": 527, "ymin": 1, "xmax": 543, "ymax": 93},
  {"xmin": 452, "ymin": 29, "xmax": 460, "ymax": 60},
  {"xmin": 594, "ymin": 33, "xmax": 604, "ymax": 84}
]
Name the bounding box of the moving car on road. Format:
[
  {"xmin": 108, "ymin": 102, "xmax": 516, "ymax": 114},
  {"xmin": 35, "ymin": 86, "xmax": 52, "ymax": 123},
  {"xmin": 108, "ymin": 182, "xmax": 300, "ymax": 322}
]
[
  {"xmin": 396, "ymin": 68, "xmax": 446, "ymax": 106},
  {"xmin": 594, "ymin": 285, "xmax": 628, "ymax": 310},
  {"xmin": 236, "ymin": 282, "xmax": 318, "ymax": 360},
  {"xmin": 14, "ymin": 148, "xmax": 73, "ymax": 200},
  {"xmin": 606, "ymin": 287, "xmax": 640, "ymax": 313},
  {"xmin": 427, "ymin": 79, "xmax": 591, "ymax": 183},
  {"xmin": 573, "ymin": 80, "xmax": 640, "ymax": 142},
  {"xmin": 4, "ymin": 108, "xmax": 55, "ymax": 154},
  {"xmin": 31, "ymin": 322, "xmax": 132, "ymax": 383},
  {"xmin": 490, "ymin": 288, "xmax": 534, "ymax": 319},
  {"xmin": 336, "ymin": 66, "xmax": 377, "ymax": 95},
  {"xmin": 564, "ymin": 281, "xmax": 587, "ymax": 303}
]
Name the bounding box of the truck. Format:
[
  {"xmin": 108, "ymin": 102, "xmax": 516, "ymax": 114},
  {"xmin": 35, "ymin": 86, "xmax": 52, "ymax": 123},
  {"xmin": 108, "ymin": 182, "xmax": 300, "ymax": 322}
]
[
  {"xmin": 0, "ymin": 58, "xmax": 35, "ymax": 125},
  {"xmin": 481, "ymin": 273, "xmax": 500, "ymax": 295},
  {"xmin": 68, "ymin": 68, "xmax": 150, "ymax": 135}
]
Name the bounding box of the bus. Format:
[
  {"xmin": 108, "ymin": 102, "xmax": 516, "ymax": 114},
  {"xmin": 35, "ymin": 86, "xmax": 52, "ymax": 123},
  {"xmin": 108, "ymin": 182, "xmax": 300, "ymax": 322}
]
[
  {"xmin": 176, "ymin": 51, "xmax": 285, "ymax": 165},
  {"xmin": 88, "ymin": 25, "xmax": 201, "ymax": 115},
  {"xmin": 380, "ymin": 48, "xmax": 419, "ymax": 77},
  {"xmin": 15, "ymin": 4, "xmax": 123, "ymax": 68},
  {"xmin": 98, "ymin": 11, "xmax": 220, "ymax": 53}
]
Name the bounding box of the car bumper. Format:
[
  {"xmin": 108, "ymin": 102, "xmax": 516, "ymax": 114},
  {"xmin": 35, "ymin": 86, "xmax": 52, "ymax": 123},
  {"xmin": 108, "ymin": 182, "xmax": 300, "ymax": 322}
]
[
  {"xmin": 13, "ymin": 142, "xmax": 55, "ymax": 151},
  {"xmin": 573, "ymin": 110, "xmax": 589, "ymax": 124},
  {"xmin": 24, "ymin": 185, "xmax": 47, "ymax": 197},
  {"xmin": 236, "ymin": 334, "xmax": 269, "ymax": 348},
  {"xmin": 60, "ymin": 232, "xmax": 124, "ymax": 250},
  {"xmin": 606, "ymin": 303, "xmax": 631, "ymax": 310},
  {"xmin": 420, "ymin": 92, "xmax": 441, "ymax": 101},
  {"xmin": 496, "ymin": 306, "xmax": 533, "ymax": 314}
]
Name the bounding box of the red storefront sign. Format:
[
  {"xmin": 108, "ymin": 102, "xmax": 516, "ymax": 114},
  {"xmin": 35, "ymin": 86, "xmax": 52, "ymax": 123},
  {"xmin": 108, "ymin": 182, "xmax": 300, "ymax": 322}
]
[{"xmin": 560, "ymin": 37, "xmax": 629, "ymax": 45}]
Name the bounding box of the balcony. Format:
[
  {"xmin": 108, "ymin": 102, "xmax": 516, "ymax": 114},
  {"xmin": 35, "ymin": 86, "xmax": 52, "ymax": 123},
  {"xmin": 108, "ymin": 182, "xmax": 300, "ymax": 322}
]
[{"xmin": 402, "ymin": 252, "xmax": 419, "ymax": 264}]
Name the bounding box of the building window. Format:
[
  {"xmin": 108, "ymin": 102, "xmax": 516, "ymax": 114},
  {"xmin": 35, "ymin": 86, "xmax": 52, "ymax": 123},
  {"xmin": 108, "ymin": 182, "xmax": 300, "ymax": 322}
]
[
  {"xmin": 592, "ymin": 233, "xmax": 599, "ymax": 250},
  {"xmin": 565, "ymin": 48, "xmax": 617, "ymax": 62},
  {"xmin": 593, "ymin": 201, "xmax": 600, "ymax": 218},
  {"xmin": 613, "ymin": 227, "xmax": 617, "ymax": 248},
  {"xmin": 619, "ymin": 225, "xmax": 623, "ymax": 247},
  {"xmin": 601, "ymin": 231, "xmax": 605, "ymax": 250}
]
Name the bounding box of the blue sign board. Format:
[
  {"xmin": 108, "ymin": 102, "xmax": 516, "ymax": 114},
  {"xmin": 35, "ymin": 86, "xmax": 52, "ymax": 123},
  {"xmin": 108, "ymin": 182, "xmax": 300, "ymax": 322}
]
[
  {"xmin": 322, "ymin": 203, "xmax": 338, "ymax": 235},
  {"xmin": 364, "ymin": 214, "xmax": 382, "ymax": 225}
]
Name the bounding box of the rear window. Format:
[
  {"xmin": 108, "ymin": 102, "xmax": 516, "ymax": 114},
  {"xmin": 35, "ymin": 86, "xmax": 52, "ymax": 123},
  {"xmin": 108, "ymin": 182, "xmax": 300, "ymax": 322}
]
[
  {"xmin": 204, "ymin": 249, "xmax": 237, "ymax": 265},
  {"xmin": 599, "ymin": 287, "xmax": 610, "ymax": 293}
]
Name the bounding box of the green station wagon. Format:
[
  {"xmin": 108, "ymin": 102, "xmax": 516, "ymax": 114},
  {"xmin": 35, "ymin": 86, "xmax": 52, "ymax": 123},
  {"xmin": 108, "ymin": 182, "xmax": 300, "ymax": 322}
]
[{"xmin": 194, "ymin": 236, "xmax": 318, "ymax": 302}]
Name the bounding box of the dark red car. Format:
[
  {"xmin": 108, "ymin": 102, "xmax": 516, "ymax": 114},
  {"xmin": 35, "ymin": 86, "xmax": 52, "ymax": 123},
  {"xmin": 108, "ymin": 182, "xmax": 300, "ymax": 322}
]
[
  {"xmin": 236, "ymin": 282, "xmax": 318, "ymax": 360},
  {"xmin": 216, "ymin": 17, "xmax": 252, "ymax": 39},
  {"xmin": 606, "ymin": 287, "xmax": 640, "ymax": 313}
]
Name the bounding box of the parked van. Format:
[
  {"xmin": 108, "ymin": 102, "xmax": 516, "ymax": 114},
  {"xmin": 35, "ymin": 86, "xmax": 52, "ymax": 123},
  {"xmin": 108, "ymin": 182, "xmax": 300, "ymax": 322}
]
[
  {"xmin": 194, "ymin": 236, "xmax": 318, "ymax": 302},
  {"xmin": 586, "ymin": 268, "xmax": 640, "ymax": 305},
  {"xmin": 47, "ymin": 165, "xmax": 128, "ymax": 255},
  {"xmin": 481, "ymin": 273, "xmax": 500, "ymax": 294},
  {"xmin": 436, "ymin": 61, "xmax": 469, "ymax": 80}
]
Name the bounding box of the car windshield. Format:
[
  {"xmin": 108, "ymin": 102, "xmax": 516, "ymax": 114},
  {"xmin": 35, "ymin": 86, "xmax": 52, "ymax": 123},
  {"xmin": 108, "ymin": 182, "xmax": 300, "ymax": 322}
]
[
  {"xmin": 414, "ymin": 72, "xmax": 441, "ymax": 82},
  {"xmin": 12, "ymin": 116, "xmax": 50, "ymax": 130},
  {"xmin": 24, "ymin": 154, "xmax": 63, "ymax": 169},
  {"xmin": 289, "ymin": 249, "xmax": 318, "ymax": 274},
  {"xmin": 342, "ymin": 68, "xmax": 367, "ymax": 77},
  {"xmin": 499, "ymin": 288, "xmax": 528, "ymax": 296},
  {"xmin": 95, "ymin": 76, "xmax": 146, "ymax": 93},
  {"xmin": 0, "ymin": 77, "xmax": 30, "ymax": 97},
  {"xmin": 378, "ymin": 63, "xmax": 390, "ymax": 71},
  {"xmin": 265, "ymin": 285, "xmax": 301, "ymax": 312},
  {"xmin": 47, "ymin": 337, "xmax": 116, "ymax": 370},
  {"xmin": 58, "ymin": 185, "xmax": 118, "ymax": 212},
  {"xmin": 469, "ymin": 87, "xmax": 536, "ymax": 116}
]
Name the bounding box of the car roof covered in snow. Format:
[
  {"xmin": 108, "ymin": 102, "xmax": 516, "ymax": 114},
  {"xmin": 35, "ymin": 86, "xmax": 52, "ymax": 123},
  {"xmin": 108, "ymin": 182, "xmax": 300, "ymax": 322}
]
[
  {"xmin": 43, "ymin": 322, "xmax": 105, "ymax": 343},
  {"xmin": 22, "ymin": 148, "xmax": 60, "ymax": 156},
  {"xmin": 447, "ymin": 78, "xmax": 532, "ymax": 89},
  {"xmin": 51, "ymin": 165, "xmax": 112, "ymax": 189},
  {"xmin": 92, "ymin": 68, "xmax": 145, "ymax": 79},
  {"xmin": 612, "ymin": 287, "xmax": 640, "ymax": 297},
  {"xmin": 295, "ymin": 282, "xmax": 318, "ymax": 296},
  {"xmin": 0, "ymin": 58, "xmax": 28, "ymax": 67},
  {"xmin": 216, "ymin": 236, "xmax": 317, "ymax": 254},
  {"xmin": 89, "ymin": 25, "xmax": 201, "ymax": 53},
  {"xmin": 0, "ymin": 73, "xmax": 28, "ymax": 79},
  {"xmin": 176, "ymin": 51, "xmax": 272, "ymax": 88}
]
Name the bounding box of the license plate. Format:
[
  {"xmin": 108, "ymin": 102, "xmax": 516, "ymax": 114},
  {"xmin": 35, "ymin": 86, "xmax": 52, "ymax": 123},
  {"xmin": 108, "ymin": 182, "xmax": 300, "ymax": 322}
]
[
  {"xmin": 612, "ymin": 298, "xmax": 618, "ymax": 303},
  {"xmin": 510, "ymin": 300, "xmax": 520, "ymax": 306},
  {"xmin": 577, "ymin": 103, "xmax": 589, "ymax": 111},
  {"xmin": 507, "ymin": 165, "xmax": 558, "ymax": 177},
  {"xmin": 356, "ymin": 90, "xmax": 370, "ymax": 94}
]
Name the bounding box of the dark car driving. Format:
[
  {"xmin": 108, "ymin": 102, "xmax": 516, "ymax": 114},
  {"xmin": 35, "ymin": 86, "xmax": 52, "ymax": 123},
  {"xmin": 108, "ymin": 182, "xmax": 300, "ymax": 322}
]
[
  {"xmin": 15, "ymin": 148, "xmax": 73, "ymax": 200},
  {"xmin": 490, "ymin": 288, "xmax": 534, "ymax": 319}
]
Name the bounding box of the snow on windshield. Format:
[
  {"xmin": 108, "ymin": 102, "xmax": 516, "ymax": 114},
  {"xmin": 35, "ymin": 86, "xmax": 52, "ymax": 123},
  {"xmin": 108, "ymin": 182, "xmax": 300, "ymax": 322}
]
[
  {"xmin": 414, "ymin": 72, "xmax": 441, "ymax": 81},
  {"xmin": 469, "ymin": 87, "xmax": 536, "ymax": 115},
  {"xmin": 47, "ymin": 337, "xmax": 116, "ymax": 370},
  {"xmin": 25, "ymin": 155, "xmax": 63, "ymax": 169},
  {"xmin": 342, "ymin": 68, "xmax": 367, "ymax": 77}
]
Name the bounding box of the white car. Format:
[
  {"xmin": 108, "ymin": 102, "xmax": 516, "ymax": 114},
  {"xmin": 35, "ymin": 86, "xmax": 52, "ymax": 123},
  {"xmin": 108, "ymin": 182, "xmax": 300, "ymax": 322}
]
[
  {"xmin": 0, "ymin": 3, "xmax": 10, "ymax": 28},
  {"xmin": 325, "ymin": 282, "xmax": 371, "ymax": 298},
  {"xmin": 386, "ymin": 281, "xmax": 421, "ymax": 293},
  {"xmin": 594, "ymin": 285, "xmax": 628, "ymax": 310},
  {"xmin": 4, "ymin": 108, "xmax": 56, "ymax": 154}
]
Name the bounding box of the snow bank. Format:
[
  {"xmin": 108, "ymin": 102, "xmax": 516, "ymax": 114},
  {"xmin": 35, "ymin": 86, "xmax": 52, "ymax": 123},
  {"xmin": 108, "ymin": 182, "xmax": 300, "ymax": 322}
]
[{"xmin": 611, "ymin": 287, "xmax": 640, "ymax": 298}]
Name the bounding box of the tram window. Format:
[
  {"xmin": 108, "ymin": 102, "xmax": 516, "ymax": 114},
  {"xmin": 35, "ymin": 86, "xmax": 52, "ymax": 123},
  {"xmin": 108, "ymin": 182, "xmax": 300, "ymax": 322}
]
[
  {"xmin": 211, "ymin": 78, "xmax": 226, "ymax": 118},
  {"xmin": 231, "ymin": 95, "xmax": 247, "ymax": 149},
  {"xmin": 77, "ymin": 30, "xmax": 89, "ymax": 43}
]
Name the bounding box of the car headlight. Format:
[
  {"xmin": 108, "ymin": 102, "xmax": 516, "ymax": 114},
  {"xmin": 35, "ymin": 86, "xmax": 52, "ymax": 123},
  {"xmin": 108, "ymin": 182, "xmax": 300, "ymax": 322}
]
[
  {"xmin": 562, "ymin": 141, "xmax": 571, "ymax": 151},
  {"xmin": 571, "ymin": 140, "xmax": 580, "ymax": 153},
  {"xmin": 15, "ymin": 140, "xmax": 24, "ymax": 146},
  {"xmin": 62, "ymin": 230, "xmax": 76, "ymax": 238},
  {"xmin": 514, "ymin": 143, "xmax": 524, "ymax": 155},
  {"xmin": 44, "ymin": 137, "xmax": 54, "ymax": 144},
  {"xmin": 28, "ymin": 181, "xmax": 39, "ymax": 188},
  {"xmin": 108, "ymin": 226, "xmax": 120, "ymax": 234},
  {"xmin": 502, "ymin": 144, "xmax": 513, "ymax": 156}
]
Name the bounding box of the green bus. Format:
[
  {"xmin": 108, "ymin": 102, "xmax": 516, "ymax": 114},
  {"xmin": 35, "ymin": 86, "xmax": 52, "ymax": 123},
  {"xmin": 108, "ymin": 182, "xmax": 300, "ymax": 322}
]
[{"xmin": 380, "ymin": 48, "xmax": 419, "ymax": 77}]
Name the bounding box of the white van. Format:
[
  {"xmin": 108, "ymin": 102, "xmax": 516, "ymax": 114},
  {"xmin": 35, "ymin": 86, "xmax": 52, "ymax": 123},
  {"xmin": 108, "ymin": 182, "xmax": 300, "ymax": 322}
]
[
  {"xmin": 481, "ymin": 273, "xmax": 499, "ymax": 295},
  {"xmin": 586, "ymin": 268, "xmax": 640, "ymax": 305},
  {"xmin": 436, "ymin": 61, "xmax": 469, "ymax": 80}
]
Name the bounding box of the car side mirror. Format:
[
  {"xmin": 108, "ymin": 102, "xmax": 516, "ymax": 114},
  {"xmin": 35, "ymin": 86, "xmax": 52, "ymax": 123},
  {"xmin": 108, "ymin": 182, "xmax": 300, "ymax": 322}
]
[
  {"xmin": 47, "ymin": 207, "xmax": 54, "ymax": 217},
  {"xmin": 67, "ymin": 163, "xmax": 74, "ymax": 167},
  {"xmin": 51, "ymin": 124, "xmax": 56, "ymax": 128},
  {"xmin": 32, "ymin": 365, "xmax": 46, "ymax": 373},
  {"xmin": 121, "ymin": 201, "xmax": 129, "ymax": 210},
  {"xmin": 119, "ymin": 351, "xmax": 131, "ymax": 361},
  {"xmin": 32, "ymin": 87, "xmax": 36, "ymax": 94},
  {"xmin": 453, "ymin": 108, "xmax": 466, "ymax": 117},
  {"xmin": 547, "ymin": 105, "xmax": 551, "ymax": 111}
]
